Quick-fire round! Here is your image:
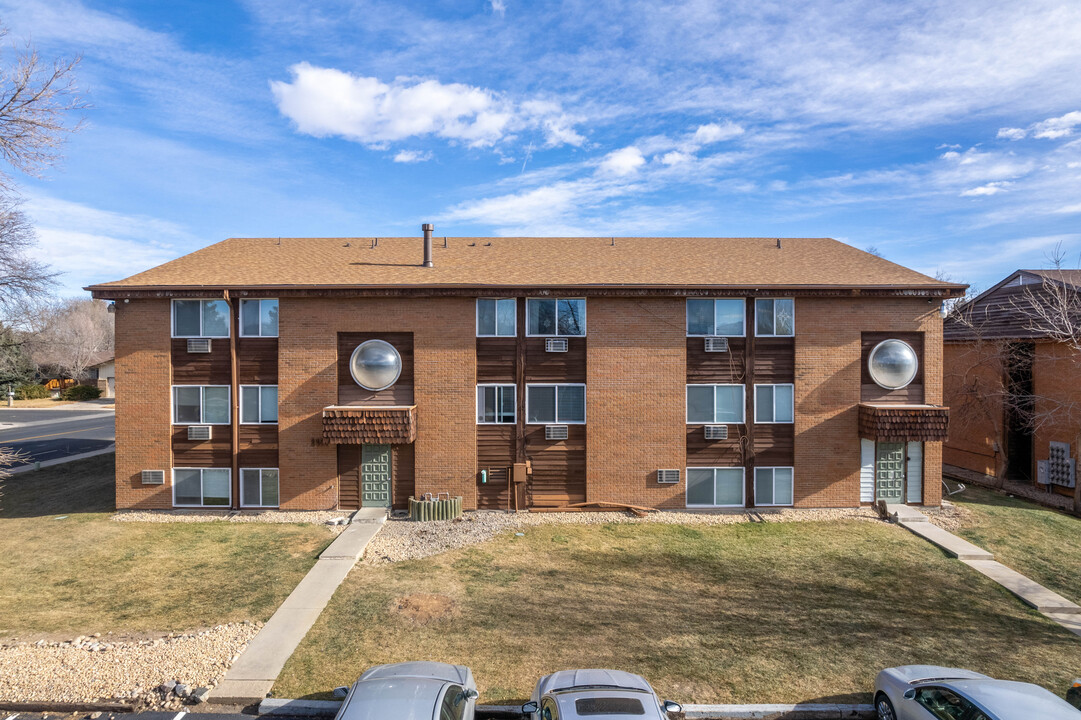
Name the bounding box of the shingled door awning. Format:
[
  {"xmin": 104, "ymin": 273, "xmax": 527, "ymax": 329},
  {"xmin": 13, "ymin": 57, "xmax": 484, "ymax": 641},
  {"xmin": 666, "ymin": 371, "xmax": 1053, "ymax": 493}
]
[
  {"xmin": 858, "ymin": 403, "xmax": 949, "ymax": 442},
  {"xmin": 322, "ymin": 405, "xmax": 417, "ymax": 444}
]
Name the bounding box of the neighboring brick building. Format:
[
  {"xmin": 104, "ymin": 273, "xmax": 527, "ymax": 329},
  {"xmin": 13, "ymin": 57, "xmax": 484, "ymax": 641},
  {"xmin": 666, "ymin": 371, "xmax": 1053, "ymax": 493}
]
[
  {"xmin": 944, "ymin": 269, "xmax": 1081, "ymax": 510},
  {"xmin": 88, "ymin": 231, "xmax": 963, "ymax": 512}
]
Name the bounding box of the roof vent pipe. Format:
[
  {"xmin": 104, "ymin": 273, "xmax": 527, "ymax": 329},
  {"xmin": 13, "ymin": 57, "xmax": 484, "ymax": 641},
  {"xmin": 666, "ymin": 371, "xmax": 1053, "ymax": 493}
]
[{"xmin": 422, "ymin": 223, "xmax": 434, "ymax": 267}]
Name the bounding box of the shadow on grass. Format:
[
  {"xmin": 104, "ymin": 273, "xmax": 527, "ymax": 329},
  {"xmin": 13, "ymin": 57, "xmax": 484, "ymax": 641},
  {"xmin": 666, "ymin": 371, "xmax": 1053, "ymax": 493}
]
[{"xmin": 0, "ymin": 453, "xmax": 115, "ymax": 518}]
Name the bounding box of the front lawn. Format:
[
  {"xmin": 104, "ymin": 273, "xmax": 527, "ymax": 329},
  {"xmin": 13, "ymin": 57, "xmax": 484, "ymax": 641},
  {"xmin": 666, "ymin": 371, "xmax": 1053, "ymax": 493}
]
[
  {"xmin": 952, "ymin": 485, "xmax": 1081, "ymax": 604},
  {"xmin": 274, "ymin": 519, "xmax": 1081, "ymax": 705},
  {"xmin": 0, "ymin": 454, "xmax": 335, "ymax": 636}
]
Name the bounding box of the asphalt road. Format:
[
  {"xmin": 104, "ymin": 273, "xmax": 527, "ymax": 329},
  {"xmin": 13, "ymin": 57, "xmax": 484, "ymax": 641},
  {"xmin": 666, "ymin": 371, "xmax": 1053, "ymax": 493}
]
[{"xmin": 0, "ymin": 411, "xmax": 115, "ymax": 467}]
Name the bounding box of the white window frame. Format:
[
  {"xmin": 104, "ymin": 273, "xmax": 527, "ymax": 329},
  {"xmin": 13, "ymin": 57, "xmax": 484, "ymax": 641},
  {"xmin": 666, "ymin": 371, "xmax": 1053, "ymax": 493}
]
[
  {"xmin": 476, "ymin": 384, "xmax": 517, "ymax": 424},
  {"xmin": 525, "ymin": 383, "xmax": 587, "ymax": 424},
  {"xmin": 685, "ymin": 467, "xmax": 746, "ymax": 508},
  {"xmin": 686, "ymin": 384, "xmax": 745, "ymax": 424},
  {"xmin": 754, "ymin": 466, "xmax": 794, "ymax": 507},
  {"xmin": 239, "ymin": 385, "xmax": 278, "ymax": 425},
  {"xmin": 476, "ymin": 298, "xmax": 517, "ymax": 337},
  {"xmin": 686, "ymin": 298, "xmax": 746, "ymax": 337},
  {"xmin": 171, "ymin": 385, "xmax": 231, "ymax": 425},
  {"xmin": 239, "ymin": 298, "xmax": 279, "ymax": 338},
  {"xmin": 525, "ymin": 298, "xmax": 587, "ymax": 337},
  {"xmin": 171, "ymin": 299, "xmax": 231, "ymax": 338},
  {"xmin": 753, "ymin": 383, "xmax": 795, "ymax": 424},
  {"xmin": 240, "ymin": 467, "xmax": 280, "ymax": 508},
  {"xmin": 172, "ymin": 467, "xmax": 232, "ymax": 507},
  {"xmin": 754, "ymin": 298, "xmax": 795, "ymax": 337}
]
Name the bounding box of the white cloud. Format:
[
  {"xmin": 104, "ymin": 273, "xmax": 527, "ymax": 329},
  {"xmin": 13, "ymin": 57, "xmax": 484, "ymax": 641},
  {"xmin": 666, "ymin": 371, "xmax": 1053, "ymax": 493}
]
[
  {"xmin": 960, "ymin": 181, "xmax": 1012, "ymax": 197},
  {"xmin": 271, "ymin": 63, "xmax": 583, "ymax": 150},
  {"xmin": 997, "ymin": 127, "xmax": 1027, "ymax": 140},
  {"xmin": 393, "ymin": 149, "xmax": 433, "ymax": 163},
  {"xmin": 692, "ymin": 121, "xmax": 744, "ymax": 145},
  {"xmin": 660, "ymin": 151, "xmax": 693, "ymax": 165},
  {"xmin": 1032, "ymin": 110, "xmax": 1081, "ymax": 139},
  {"xmin": 598, "ymin": 146, "xmax": 646, "ymax": 176},
  {"xmin": 489, "ymin": 0, "xmax": 506, "ymax": 17}
]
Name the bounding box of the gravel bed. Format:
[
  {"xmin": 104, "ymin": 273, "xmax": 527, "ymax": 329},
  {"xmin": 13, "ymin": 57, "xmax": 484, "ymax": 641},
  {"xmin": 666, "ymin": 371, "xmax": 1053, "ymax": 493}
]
[
  {"xmin": 0, "ymin": 623, "xmax": 259, "ymax": 708},
  {"xmin": 365, "ymin": 507, "xmax": 879, "ymax": 564},
  {"xmin": 113, "ymin": 509, "xmax": 350, "ymax": 531},
  {"xmin": 924, "ymin": 499, "xmax": 973, "ymax": 532}
]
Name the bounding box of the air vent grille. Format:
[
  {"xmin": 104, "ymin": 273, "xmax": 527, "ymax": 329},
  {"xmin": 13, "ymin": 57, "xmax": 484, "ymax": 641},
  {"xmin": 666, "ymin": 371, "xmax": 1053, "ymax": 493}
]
[
  {"xmin": 141, "ymin": 470, "xmax": 164, "ymax": 485},
  {"xmin": 704, "ymin": 425, "xmax": 729, "ymax": 440},
  {"xmin": 187, "ymin": 425, "xmax": 212, "ymax": 441},
  {"xmin": 657, "ymin": 469, "xmax": 680, "ymax": 484},
  {"xmin": 187, "ymin": 338, "xmax": 212, "ymax": 353},
  {"xmin": 545, "ymin": 424, "xmax": 569, "ymax": 440},
  {"xmin": 704, "ymin": 337, "xmax": 729, "ymax": 352},
  {"xmin": 545, "ymin": 337, "xmax": 569, "ymax": 352}
]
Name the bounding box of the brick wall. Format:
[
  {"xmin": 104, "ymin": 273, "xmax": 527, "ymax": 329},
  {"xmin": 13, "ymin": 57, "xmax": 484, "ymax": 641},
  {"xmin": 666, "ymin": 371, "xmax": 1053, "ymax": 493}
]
[
  {"xmin": 278, "ymin": 297, "xmax": 477, "ymax": 510},
  {"xmin": 942, "ymin": 341, "xmax": 1005, "ymax": 477},
  {"xmin": 1032, "ymin": 340, "xmax": 1081, "ymax": 498},
  {"xmin": 585, "ymin": 298, "xmax": 687, "ymax": 508},
  {"xmin": 114, "ymin": 300, "xmax": 173, "ymax": 508},
  {"xmin": 794, "ymin": 297, "xmax": 944, "ymax": 507}
]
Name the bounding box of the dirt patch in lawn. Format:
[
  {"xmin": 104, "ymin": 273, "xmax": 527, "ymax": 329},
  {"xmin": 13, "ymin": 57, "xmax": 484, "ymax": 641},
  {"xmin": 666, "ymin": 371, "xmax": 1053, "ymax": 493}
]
[{"xmin": 393, "ymin": 594, "xmax": 457, "ymax": 624}]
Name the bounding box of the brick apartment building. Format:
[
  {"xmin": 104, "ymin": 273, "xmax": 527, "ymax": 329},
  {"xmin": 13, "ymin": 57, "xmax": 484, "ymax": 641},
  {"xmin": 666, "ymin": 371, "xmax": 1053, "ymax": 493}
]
[{"xmin": 88, "ymin": 230, "xmax": 964, "ymax": 512}]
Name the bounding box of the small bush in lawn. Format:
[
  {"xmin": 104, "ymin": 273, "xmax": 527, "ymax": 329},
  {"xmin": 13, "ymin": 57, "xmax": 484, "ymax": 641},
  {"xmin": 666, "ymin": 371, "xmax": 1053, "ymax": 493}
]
[
  {"xmin": 62, "ymin": 385, "xmax": 102, "ymax": 401},
  {"xmin": 14, "ymin": 384, "xmax": 50, "ymax": 400}
]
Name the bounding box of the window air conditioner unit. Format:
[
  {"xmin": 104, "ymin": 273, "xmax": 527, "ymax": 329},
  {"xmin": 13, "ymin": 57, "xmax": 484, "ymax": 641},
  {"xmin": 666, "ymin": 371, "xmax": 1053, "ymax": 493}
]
[
  {"xmin": 187, "ymin": 338, "xmax": 212, "ymax": 353},
  {"xmin": 704, "ymin": 337, "xmax": 729, "ymax": 352},
  {"xmin": 657, "ymin": 469, "xmax": 680, "ymax": 484},
  {"xmin": 141, "ymin": 469, "xmax": 165, "ymax": 485},
  {"xmin": 187, "ymin": 425, "xmax": 212, "ymax": 441},
  {"xmin": 545, "ymin": 337, "xmax": 569, "ymax": 352},
  {"xmin": 704, "ymin": 425, "xmax": 729, "ymax": 440},
  {"xmin": 545, "ymin": 424, "xmax": 569, "ymax": 440}
]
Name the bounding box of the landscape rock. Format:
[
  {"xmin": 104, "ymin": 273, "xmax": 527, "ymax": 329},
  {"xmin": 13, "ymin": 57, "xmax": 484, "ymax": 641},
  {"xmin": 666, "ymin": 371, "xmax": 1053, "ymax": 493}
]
[
  {"xmin": 174, "ymin": 684, "xmax": 191, "ymax": 698},
  {"xmin": 191, "ymin": 686, "xmax": 210, "ymax": 704}
]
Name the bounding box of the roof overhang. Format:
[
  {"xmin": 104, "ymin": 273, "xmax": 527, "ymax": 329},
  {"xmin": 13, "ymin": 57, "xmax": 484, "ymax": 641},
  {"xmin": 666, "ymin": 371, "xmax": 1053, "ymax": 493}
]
[{"xmin": 858, "ymin": 404, "xmax": 949, "ymax": 442}]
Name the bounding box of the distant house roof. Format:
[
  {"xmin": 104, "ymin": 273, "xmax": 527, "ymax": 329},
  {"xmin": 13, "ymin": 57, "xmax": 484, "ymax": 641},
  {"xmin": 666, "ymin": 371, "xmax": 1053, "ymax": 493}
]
[
  {"xmin": 86, "ymin": 236, "xmax": 965, "ymax": 298},
  {"xmin": 87, "ymin": 352, "xmax": 114, "ymax": 368},
  {"xmin": 945, "ymin": 269, "xmax": 1081, "ymax": 342}
]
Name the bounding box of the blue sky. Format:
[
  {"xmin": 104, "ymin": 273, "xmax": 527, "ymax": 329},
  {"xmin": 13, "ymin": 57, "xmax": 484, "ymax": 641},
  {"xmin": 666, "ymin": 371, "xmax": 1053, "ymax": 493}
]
[{"xmin": 2, "ymin": 0, "xmax": 1080, "ymax": 297}]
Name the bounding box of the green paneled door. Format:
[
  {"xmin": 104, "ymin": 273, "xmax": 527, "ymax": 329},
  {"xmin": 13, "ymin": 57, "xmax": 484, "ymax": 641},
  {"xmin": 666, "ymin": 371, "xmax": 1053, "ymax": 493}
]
[
  {"xmin": 875, "ymin": 442, "xmax": 905, "ymax": 503},
  {"xmin": 361, "ymin": 444, "xmax": 392, "ymax": 508}
]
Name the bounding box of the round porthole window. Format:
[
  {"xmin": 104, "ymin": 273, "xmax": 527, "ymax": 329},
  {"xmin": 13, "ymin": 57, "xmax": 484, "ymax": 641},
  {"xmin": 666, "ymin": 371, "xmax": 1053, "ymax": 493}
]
[
  {"xmin": 349, "ymin": 340, "xmax": 402, "ymax": 391},
  {"xmin": 868, "ymin": 339, "xmax": 918, "ymax": 390}
]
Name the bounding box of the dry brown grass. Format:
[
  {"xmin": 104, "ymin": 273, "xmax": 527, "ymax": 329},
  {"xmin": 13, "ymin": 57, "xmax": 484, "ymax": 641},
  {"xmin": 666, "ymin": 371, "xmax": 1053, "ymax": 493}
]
[{"xmin": 275, "ymin": 520, "xmax": 1081, "ymax": 706}]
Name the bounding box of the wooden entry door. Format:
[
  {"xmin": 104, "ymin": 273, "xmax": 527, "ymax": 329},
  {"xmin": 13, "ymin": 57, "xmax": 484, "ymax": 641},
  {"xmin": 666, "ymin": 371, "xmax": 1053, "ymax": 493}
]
[
  {"xmin": 361, "ymin": 444, "xmax": 392, "ymax": 508},
  {"xmin": 875, "ymin": 442, "xmax": 905, "ymax": 503}
]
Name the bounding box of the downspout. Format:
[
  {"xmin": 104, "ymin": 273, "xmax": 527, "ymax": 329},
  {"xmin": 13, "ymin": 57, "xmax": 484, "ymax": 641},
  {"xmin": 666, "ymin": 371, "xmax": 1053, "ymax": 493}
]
[{"xmin": 226, "ymin": 290, "xmax": 240, "ymax": 509}]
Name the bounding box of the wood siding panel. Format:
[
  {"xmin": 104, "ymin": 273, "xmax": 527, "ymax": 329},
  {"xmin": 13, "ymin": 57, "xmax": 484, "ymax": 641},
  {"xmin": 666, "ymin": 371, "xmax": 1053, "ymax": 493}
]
[
  {"xmin": 861, "ymin": 331, "xmax": 925, "ymax": 404},
  {"xmin": 237, "ymin": 337, "xmax": 278, "ymax": 384},
  {"xmin": 476, "ymin": 338, "xmax": 516, "ymax": 383},
  {"xmin": 171, "ymin": 427, "xmax": 231, "ymax": 466},
  {"xmin": 686, "ymin": 337, "xmax": 747, "ymax": 383},
  {"xmin": 392, "ymin": 443, "xmax": 415, "ymax": 510},
  {"xmin": 171, "ymin": 339, "xmax": 231, "ymax": 385},
  {"xmin": 754, "ymin": 424, "xmax": 795, "ymax": 466},
  {"xmin": 524, "ymin": 337, "xmax": 586, "ymax": 382},
  {"xmin": 525, "ymin": 424, "xmax": 586, "ymax": 506},
  {"xmin": 753, "ymin": 338, "xmax": 795, "ymax": 383},
  {"xmin": 337, "ymin": 332, "xmax": 415, "ymax": 405},
  {"xmin": 477, "ymin": 424, "xmax": 515, "ymax": 509},
  {"xmin": 337, "ymin": 444, "xmax": 360, "ymax": 510},
  {"xmin": 686, "ymin": 425, "xmax": 746, "ymax": 466},
  {"xmin": 238, "ymin": 424, "xmax": 278, "ymax": 468}
]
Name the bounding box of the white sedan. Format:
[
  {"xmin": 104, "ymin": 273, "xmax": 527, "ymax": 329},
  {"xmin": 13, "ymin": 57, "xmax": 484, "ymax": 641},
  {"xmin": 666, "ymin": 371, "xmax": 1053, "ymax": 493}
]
[
  {"xmin": 521, "ymin": 669, "xmax": 682, "ymax": 719},
  {"xmin": 874, "ymin": 665, "xmax": 1081, "ymax": 720},
  {"xmin": 333, "ymin": 661, "xmax": 479, "ymax": 720}
]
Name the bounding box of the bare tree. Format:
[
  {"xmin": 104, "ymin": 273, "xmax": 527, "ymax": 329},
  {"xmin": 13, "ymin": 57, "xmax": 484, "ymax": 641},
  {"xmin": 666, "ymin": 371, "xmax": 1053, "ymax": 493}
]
[
  {"xmin": 0, "ymin": 194, "xmax": 56, "ymax": 317},
  {"xmin": 30, "ymin": 298, "xmax": 112, "ymax": 382}
]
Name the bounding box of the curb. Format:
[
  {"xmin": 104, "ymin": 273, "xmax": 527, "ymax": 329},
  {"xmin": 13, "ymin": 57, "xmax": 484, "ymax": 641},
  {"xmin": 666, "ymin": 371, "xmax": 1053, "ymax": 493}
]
[
  {"xmin": 257, "ymin": 698, "xmax": 875, "ymax": 719},
  {"xmin": 6, "ymin": 447, "xmax": 116, "ymax": 475},
  {"xmin": 0, "ymin": 701, "xmax": 135, "ymax": 714}
]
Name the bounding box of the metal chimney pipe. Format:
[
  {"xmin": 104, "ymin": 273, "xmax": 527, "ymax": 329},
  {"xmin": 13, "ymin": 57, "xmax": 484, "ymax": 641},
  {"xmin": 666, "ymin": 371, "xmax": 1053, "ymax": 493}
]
[{"xmin": 422, "ymin": 223, "xmax": 434, "ymax": 267}]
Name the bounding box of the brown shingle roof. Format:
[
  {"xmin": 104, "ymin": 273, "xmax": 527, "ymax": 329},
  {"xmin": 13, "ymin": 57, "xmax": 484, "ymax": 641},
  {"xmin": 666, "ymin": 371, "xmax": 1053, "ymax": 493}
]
[{"xmin": 86, "ymin": 236, "xmax": 963, "ymax": 293}]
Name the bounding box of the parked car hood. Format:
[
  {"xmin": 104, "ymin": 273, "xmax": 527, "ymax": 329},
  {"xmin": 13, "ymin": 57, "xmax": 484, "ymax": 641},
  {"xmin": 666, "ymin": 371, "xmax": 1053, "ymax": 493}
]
[
  {"xmin": 338, "ymin": 677, "xmax": 447, "ymax": 720},
  {"xmin": 538, "ymin": 669, "xmax": 654, "ymax": 695},
  {"xmin": 889, "ymin": 665, "xmax": 990, "ymax": 684},
  {"xmin": 358, "ymin": 661, "xmax": 472, "ymax": 686}
]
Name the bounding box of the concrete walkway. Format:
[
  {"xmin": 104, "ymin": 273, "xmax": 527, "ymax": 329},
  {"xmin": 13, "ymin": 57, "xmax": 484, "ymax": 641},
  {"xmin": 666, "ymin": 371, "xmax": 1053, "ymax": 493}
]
[
  {"xmin": 894, "ymin": 508, "xmax": 1081, "ymax": 637},
  {"xmin": 212, "ymin": 508, "xmax": 387, "ymax": 704}
]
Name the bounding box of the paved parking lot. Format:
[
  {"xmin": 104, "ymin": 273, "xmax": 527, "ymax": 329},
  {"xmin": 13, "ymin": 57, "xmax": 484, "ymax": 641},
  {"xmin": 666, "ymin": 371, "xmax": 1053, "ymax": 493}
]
[{"xmin": 0, "ymin": 410, "xmax": 115, "ymax": 467}]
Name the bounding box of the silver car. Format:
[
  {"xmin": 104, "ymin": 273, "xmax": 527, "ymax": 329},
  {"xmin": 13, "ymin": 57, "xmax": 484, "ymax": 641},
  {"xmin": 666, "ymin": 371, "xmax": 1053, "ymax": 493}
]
[
  {"xmin": 333, "ymin": 661, "xmax": 478, "ymax": 720},
  {"xmin": 521, "ymin": 668, "xmax": 682, "ymax": 719},
  {"xmin": 874, "ymin": 665, "xmax": 1081, "ymax": 720}
]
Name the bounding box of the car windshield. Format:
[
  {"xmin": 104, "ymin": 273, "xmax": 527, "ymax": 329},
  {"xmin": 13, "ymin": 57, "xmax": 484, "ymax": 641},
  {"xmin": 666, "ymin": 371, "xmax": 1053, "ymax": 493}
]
[{"xmin": 574, "ymin": 697, "xmax": 645, "ymax": 715}]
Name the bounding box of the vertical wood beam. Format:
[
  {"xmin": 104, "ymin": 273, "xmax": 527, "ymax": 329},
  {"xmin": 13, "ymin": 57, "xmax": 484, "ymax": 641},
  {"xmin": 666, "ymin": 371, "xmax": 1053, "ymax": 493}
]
[
  {"xmin": 227, "ymin": 292, "xmax": 240, "ymax": 509},
  {"xmin": 515, "ymin": 298, "xmax": 527, "ymax": 508},
  {"xmin": 745, "ymin": 297, "xmax": 756, "ymax": 507}
]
